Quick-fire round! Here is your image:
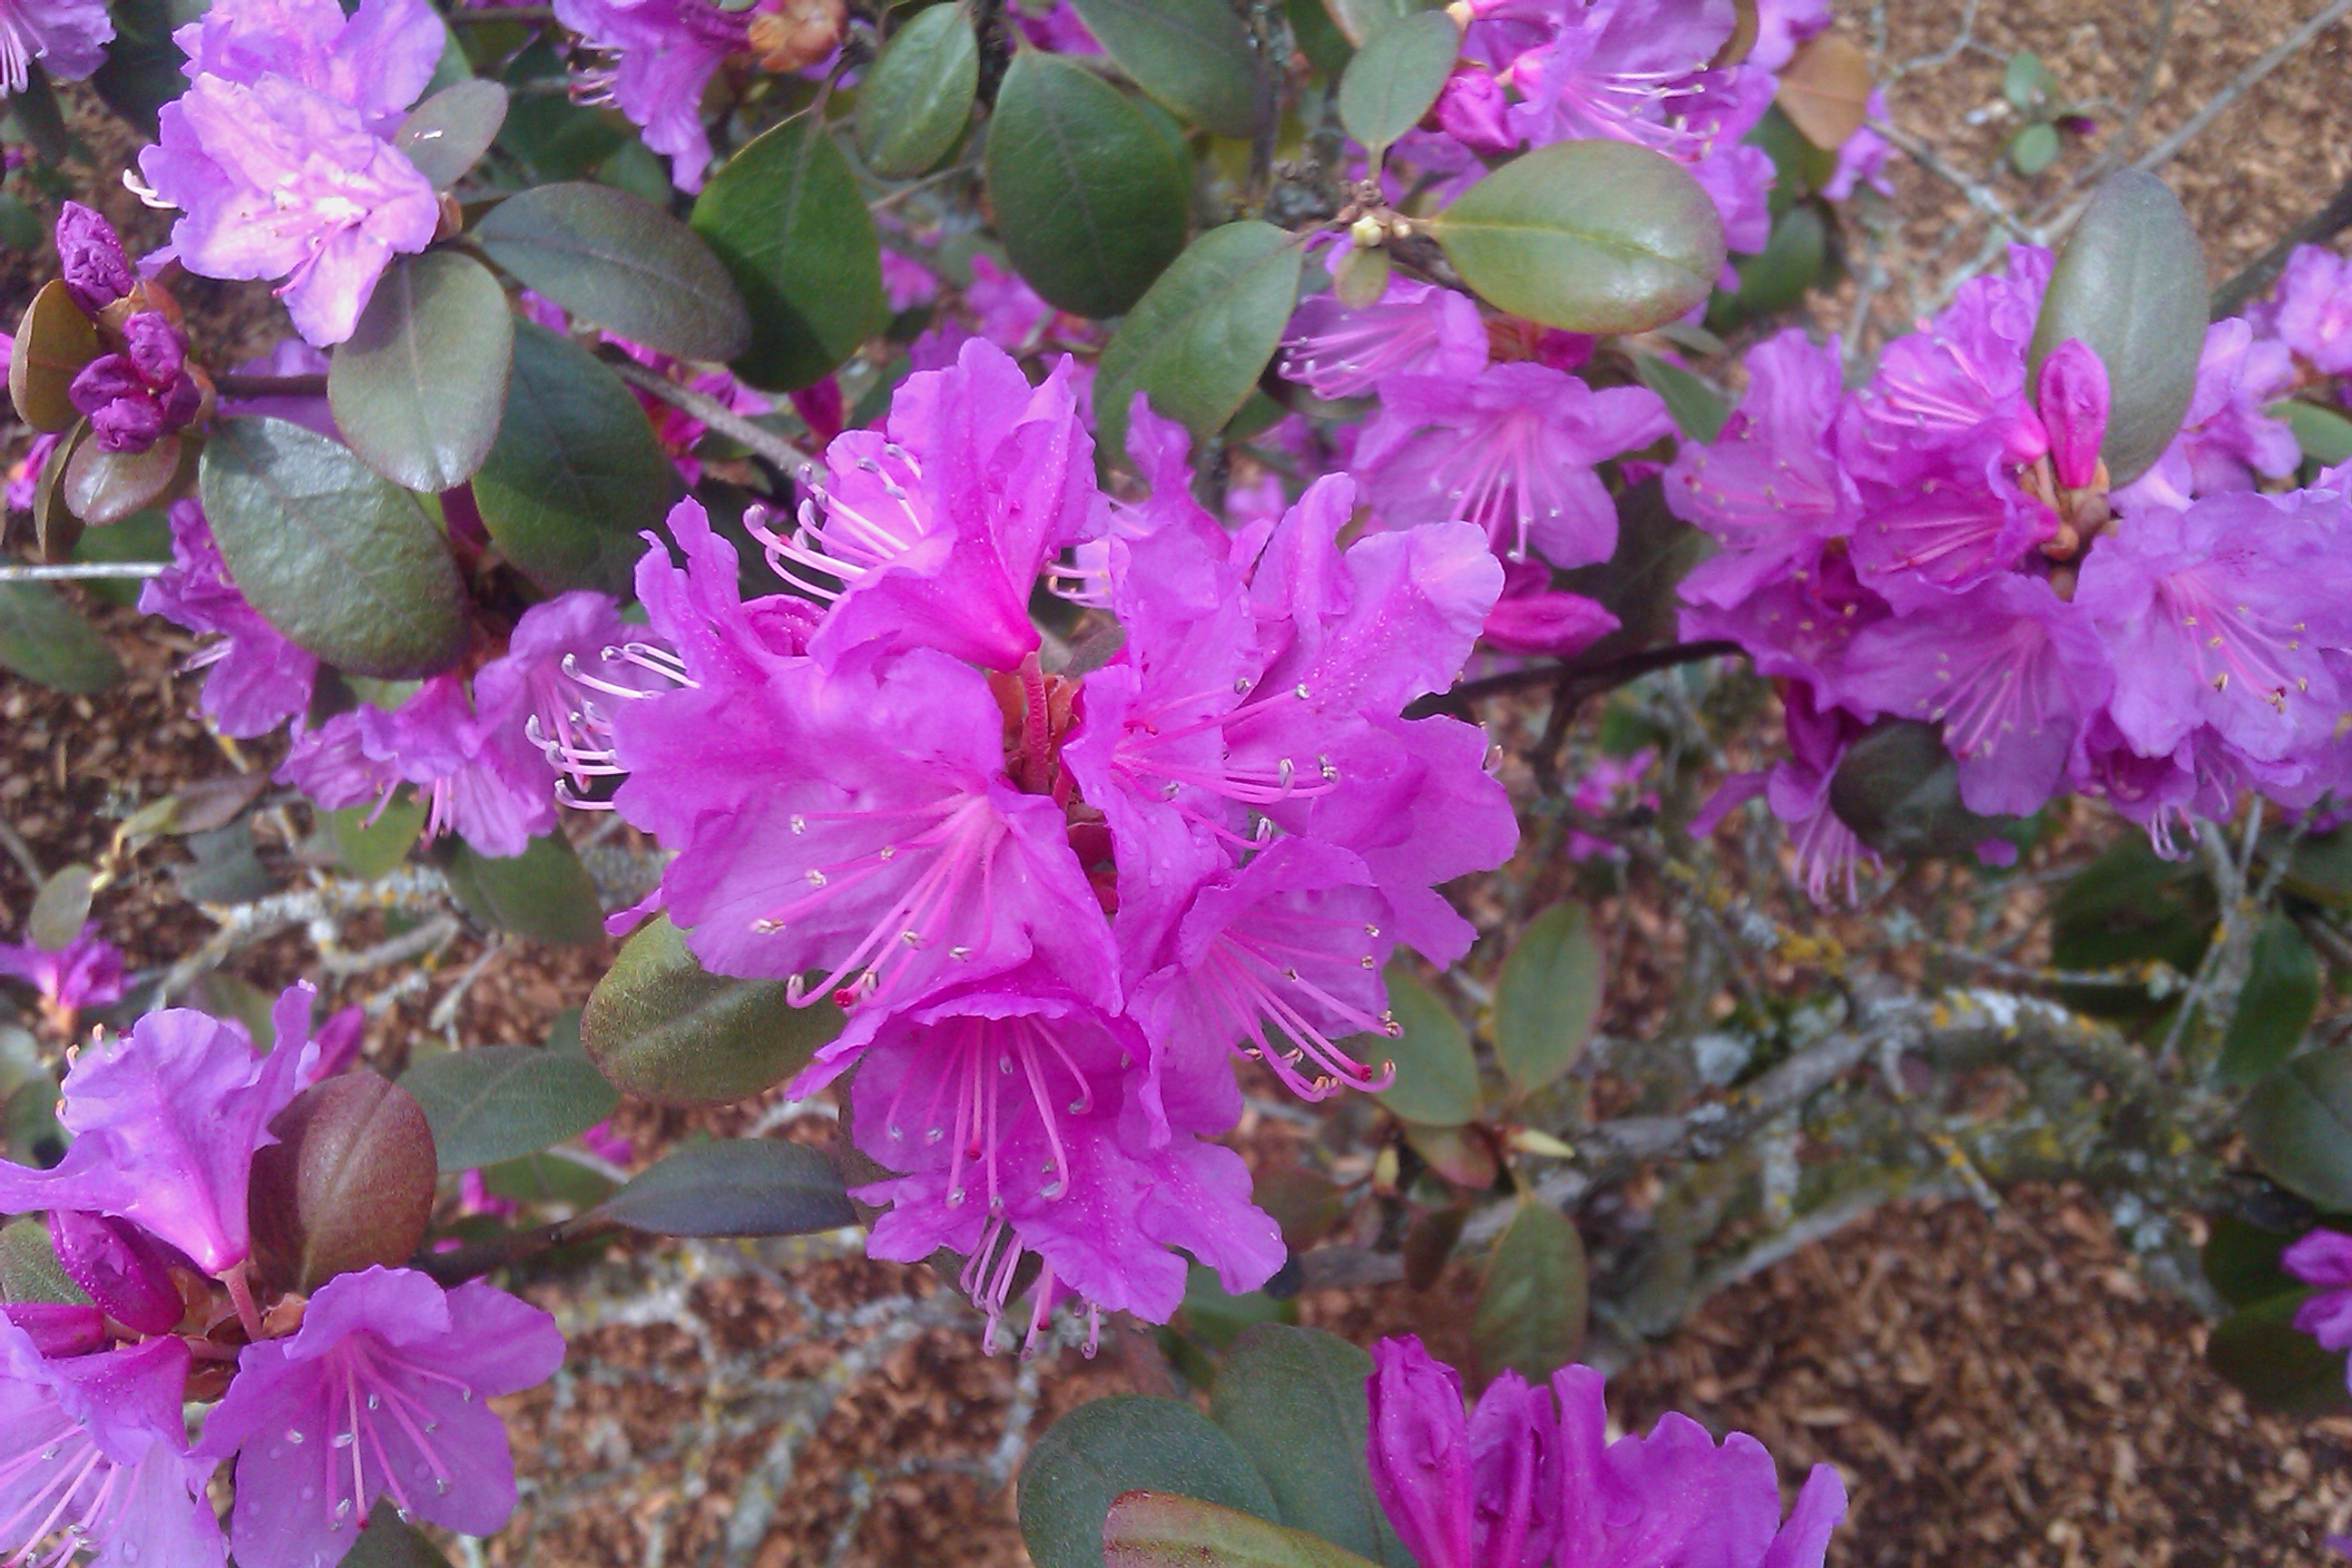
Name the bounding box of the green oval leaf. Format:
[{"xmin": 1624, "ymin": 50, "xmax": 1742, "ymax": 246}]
[
  {"xmin": 1104, "ymin": 1493, "xmax": 1385, "ymax": 1568},
  {"xmin": 1493, "ymin": 900, "xmax": 1602, "ymax": 1098},
  {"xmin": 1069, "ymin": 0, "xmax": 1263, "ymax": 140},
  {"xmin": 475, "ymin": 182, "xmax": 751, "ymax": 362},
  {"xmin": 1208, "ymin": 1327, "xmax": 1416, "ymax": 1566},
  {"xmin": 583, "ymin": 915, "xmax": 840, "ymax": 1106},
  {"xmin": 854, "ymin": 4, "xmax": 979, "ymax": 178},
  {"xmin": 440, "ymin": 833, "xmax": 606, "ymax": 947},
  {"xmin": 2219, "ymin": 915, "xmax": 2322, "ymax": 1086},
  {"xmin": 593, "ymin": 1138, "xmax": 856, "ymax": 1237},
  {"xmin": 2243, "ymin": 1044, "xmax": 2352, "ymax": 1210},
  {"xmin": 27, "ymin": 865, "xmax": 94, "ymax": 952},
  {"xmin": 477, "ymin": 1146, "xmax": 620, "ymax": 1210},
  {"xmin": 2204, "ymin": 1291, "xmax": 2350, "ymax": 1416},
  {"xmin": 1321, "ymin": 0, "xmax": 1444, "ymax": 46},
  {"xmin": 1021, "ymin": 1396, "xmax": 1278, "ymax": 1568},
  {"xmin": 1826, "ymin": 717, "xmax": 2014, "ymax": 858},
  {"xmin": 985, "ymin": 50, "xmax": 1191, "ymax": 319},
  {"xmin": 9, "ymin": 279, "xmax": 100, "ymax": 434},
  {"xmin": 474, "ymin": 318, "xmax": 680, "ymax": 596},
  {"xmin": 1095, "ymin": 220, "xmax": 1301, "ymax": 463},
  {"xmin": 0, "ymin": 582, "xmax": 122, "ymax": 694},
  {"xmin": 199, "ymin": 416, "xmax": 470, "ymax": 679},
  {"xmin": 1631, "ymin": 352, "xmax": 1728, "ymax": 442},
  {"xmin": 2280, "ymin": 398, "xmax": 2352, "ymax": 467},
  {"xmin": 1370, "ymin": 963, "xmax": 1478, "ymax": 1128},
  {"xmin": 1471, "ymin": 1197, "xmax": 1587, "ymax": 1387},
  {"xmin": 1431, "ymin": 139, "xmax": 1726, "ymax": 334},
  {"xmin": 329, "ymin": 250, "xmax": 515, "ymax": 492},
  {"xmin": 0, "ymin": 1217, "xmax": 89, "ymax": 1306},
  {"xmin": 328, "ymin": 794, "xmax": 428, "ymax": 880},
  {"xmin": 2008, "ymin": 121, "xmax": 2059, "ymax": 177},
  {"xmin": 1336, "ymin": 10, "xmax": 1456, "ymax": 157},
  {"xmin": 1706, "ymin": 203, "xmax": 1827, "ymax": 330},
  {"xmin": 691, "ymin": 116, "xmax": 887, "ymax": 391},
  {"xmin": 2201, "ymin": 1213, "xmax": 2304, "ymax": 1309},
  {"xmin": 342, "ymin": 1509, "xmax": 458, "ymax": 1568},
  {"xmin": 61, "ymin": 434, "xmax": 184, "ymax": 528},
  {"xmin": 2027, "ymin": 169, "xmax": 2205, "ymax": 485},
  {"xmin": 401, "ymin": 1043, "xmax": 621, "ymax": 1173},
  {"xmin": 394, "ymin": 79, "xmax": 510, "ymax": 191}
]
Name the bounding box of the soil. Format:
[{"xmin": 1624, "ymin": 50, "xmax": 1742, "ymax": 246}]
[{"xmin": 7, "ymin": 0, "xmax": 2352, "ymax": 1563}]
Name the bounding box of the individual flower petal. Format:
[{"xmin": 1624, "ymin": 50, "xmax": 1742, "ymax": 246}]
[{"xmin": 1279, "ymin": 277, "xmax": 1490, "ymax": 402}]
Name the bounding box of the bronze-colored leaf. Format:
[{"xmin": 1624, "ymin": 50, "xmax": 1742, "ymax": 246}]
[
  {"xmin": 1775, "ymin": 33, "xmax": 1871, "ymax": 150},
  {"xmin": 9, "ymin": 280, "xmax": 100, "ymax": 433}
]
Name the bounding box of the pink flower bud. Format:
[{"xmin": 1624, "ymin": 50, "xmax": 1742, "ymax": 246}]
[{"xmin": 2035, "ymin": 338, "xmax": 2111, "ymax": 489}]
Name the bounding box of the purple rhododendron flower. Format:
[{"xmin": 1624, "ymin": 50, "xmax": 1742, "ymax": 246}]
[
  {"xmin": 1481, "ymin": 560, "xmax": 1620, "ymax": 658},
  {"xmin": 849, "ymin": 989, "xmax": 1281, "ymax": 1349},
  {"xmin": 142, "ymin": 499, "xmax": 319, "ymax": 739},
  {"xmin": 2273, "ymin": 243, "xmax": 2352, "ymax": 376},
  {"xmin": 1504, "ymin": 0, "xmax": 1773, "ymax": 161},
  {"xmin": 1013, "ymin": 0, "xmax": 1098, "ymax": 54},
  {"xmin": 135, "ymin": 0, "xmax": 445, "ymax": 345},
  {"xmin": 2114, "ymin": 318, "xmax": 2300, "ymax": 510},
  {"xmin": 54, "ymin": 201, "xmax": 133, "ymax": 316},
  {"xmin": 50, "ymin": 1208, "xmax": 188, "ymax": 1336},
  {"xmin": 555, "ymin": 0, "xmax": 746, "ymax": 191},
  {"xmin": 0, "ymin": 919, "xmax": 122, "ymax": 1021},
  {"xmin": 473, "ymin": 590, "xmax": 666, "ymax": 797},
  {"xmin": 1354, "ymin": 360, "xmax": 1673, "ymax": 568},
  {"xmin": 1823, "ymin": 87, "xmax": 1894, "ymax": 200},
  {"xmin": 353, "ymin": 676, "xmax": 559, "ymax": 857},
  {"xmin": 2285, "ymin": 1228, "xmax": 2352, "ymax": 1383},
  {"xmin": 0, "ymin": 0, "xmax": 111, "ymax": 93},
  {"xmin": 1364, "ymin": 1334, "xmax": 1847, "ymax": 1568},
  {"xmin": 964, "ymin": 253, "xmax": 1057, "ymax": 354},
  {"xmin": 193, "ymin": 1266, "xmax": 565, "ymax": 1568},
  {"xmin": 0, "ymin": 1325, "xmax": 224, "ymax": 1568},
  {"xmin": 0, "ymin": 983, "xmax": 316, "ymax": 1275},
  {"xmin": 1279, "ymin": 275, "xmax": 1490, "ymax": 402}
]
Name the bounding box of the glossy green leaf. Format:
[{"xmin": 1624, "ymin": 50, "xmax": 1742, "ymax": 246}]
[
  {"xmin": 691, "ymin": 116, "xmax": 887, "ymax": 390},
  {"xmin": 1471, "ymin": 1198, "xmax": 1586, "ymax": 1386},
  {"xmin": 61, "ymin": 434, "xmax": 184, "ymax": 528},
  {"xmin": 1095, "ymin": 220, "xmax": 1301, "ymax": 463},
  {"xmin": 1179, "ymin": 1264, "xmax": 1290, "ymax": 1350},
  {"xmin": 1020, "ymin": 1396, "xmax": 1279, "ymax": 1568},
  {"xmin": 1632, "ymin": 353, "xmax": 1728, "ymax": 444},
  {"xmin": 1706, "ymin": 203, "xmax": 1827, "ymax": 329},
  {"xmin": 327, "ymin": 794, "xmax": 428, "ymax": 880},
  {"xmin": 0, "ymin": 1218, "xmax": 88, "ymax": 1306},
  {"xmin": 2027, "ymin": 170, "xmax": 2206, "ymax": 485},
  {"xmin": 2243, "ymin": 1044, "xmax": 2352, "ymax": 1210},
  {"xmin": 1209, "ymin": 1327, "xmax": 1416, "ymax": 1566},
  {"xmin": 200, "ymin": 416, "xmax": 469, "ymax": 679},
  {"xmin": 2218, "ymin": 916, "xmax": 2322, "ymax": 1085},
  {"xmin": 582, "ymin": 915, "xmax": 840, "ymax": 1106},
  {"xmin": 2205, "ymin": 1291, "xmax": 2350, "ymax": 1415},
  {"xmin": 984, "ymin": 51, "xmax": 1191, "ymax": 318},
  {"xmin": 8, "ymin": 279, "xmax": 98, "ymax": 434},
  {"xmin": 1336, "ymin": 10, "xmax": 1456, "ymax": 157},
  {"xmin": 477, "ymin": 1146, "xmax": 620, "ymax": 1210},
  {"xmin": 594, "ymin": 1138, "xmax": 856, "ymax": 1236},
  {"xmin": 1493, "ymin": 901, "xmax": 1602, "ymax": 1097},
  {"xmin": 854, "ymin": 4, "xmax": 979, "ymax": 177},
  {"xmin": 88, "ymin": 0, "xmax": 186, "ymax": 137},
  {"xmin": 474, "ymin": 318, "xmax": 679, "ymax": 595},
  {"xmin": 1431, "ymin": 140, "xmax": 1725, "ymax": 334},
  {"xmin": 1370, "ymin": 963, "xmax": 1478, "ymax": 1127},
  {"xmin": 1071, "ymin": 0, "xmax": 1262, "ymax": 139},
  {"xmin": 475, "ymin": 181, "xmax": 751, "ymax": 362},
  {"xmin": 27, "ymin": 865, "xmax": 93, "ymax": 952},
  {"xmin": 0, "ymin": 582, "xmax": 121, "ymax": 694},
  {"xmin": 2280, "ymin": 398, "xmax": 2352, "ymax": 467},
  {"xmin": 329, "ymin": 250, "xmax": 514, "ymax": 492},
  {"xmin": 2201, "ymin": 1214, "xmax": 2304, "ymax": 1309},
  {"xmin": 66, "ymin": 505, "xmax": 170, "ymax": 607},
  {"xmin": 1827, "ymin": 717, "xmax": 2014, "ymax": 858},
  {"xmin": 340, "ymin": 1511, "xmax": 457, "ymax": 1568},
  {"xmin": 2008, "ymin": 121, "xmax": 2059, "ymax": 176},
  {"xmin": 440, "ymin": 832, "xmax": 607, "ymax": 947},
  {"xmin": 1103, "ymin": 1493, "xmax": 1385, "ymax": 1568},
  {"xmin": 395, "ymin": 79, "xmax": 509, "ymax": 190},
  {"xmin": 401, "ymin": 1043, "xmax": 621, "ymax": 1172},
  {"xmin": 1320, "ymin": 0, "xmax": 1444, "ymax": 45}
]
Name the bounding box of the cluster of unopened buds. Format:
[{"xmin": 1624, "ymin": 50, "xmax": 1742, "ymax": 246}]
[{"xmin": 0, "ymin": 984, "xmax": 561, "ymax": 1568}]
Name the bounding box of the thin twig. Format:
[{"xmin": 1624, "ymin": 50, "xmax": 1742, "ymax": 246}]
[
  {"xmin": 1423, "ymin": 639, "xmax": 1742, "ymax": 713},
  {"xmin": 1867, "ymin": 119, "xmax": 2034, "ymax": 240},
  {"xmin": 211, "ymin": 371, "xmax": 328, "ymax": 399},
  {"xmin": 597, "ymin": 351, "xmax": 819, "ymax": 475},
  {"xmin": 2073, "ymin": 0, "xmax": 2179, "ymax": 186},
  {"xmin": 0, "ymin": 818, "xmax": 44, "ymax": 887},
  {"xmin": 2129, "ymin": 0, "xmax": 2352, "ymax": 177},
  {"xmin": 0, "ymin": 563, "xmax": 166, "ymax": 582},
  {"xmin": 2211, "ymin": 171, "xmax": 2352, "ymax": 318}
]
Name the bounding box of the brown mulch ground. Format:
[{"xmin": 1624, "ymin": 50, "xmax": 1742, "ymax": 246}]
[{"xmin": 10, "ymin": 0, "xmax": 2352, "ymax": 1563}]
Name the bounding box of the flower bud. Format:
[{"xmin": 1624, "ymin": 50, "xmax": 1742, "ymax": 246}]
[
  {"xmin": 54, "ymin": 202, "xmax": 133, "ymax": 318},
  {"xmin": 249, "ymin": 1073, "xmax": 438, "ymax": 1295}
]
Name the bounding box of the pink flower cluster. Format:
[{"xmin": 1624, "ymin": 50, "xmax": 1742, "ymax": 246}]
[
  {"xmin": 0, "ymin": 985, "xmax": 564, "ymax": 1568},
  {"xmin": 572, "ymin": 338, "xmax": 1519, "ymax": 1348},
  {"xmin": 1671, "ymin": 242, "xmax": 2352, "ymax": 889}
]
